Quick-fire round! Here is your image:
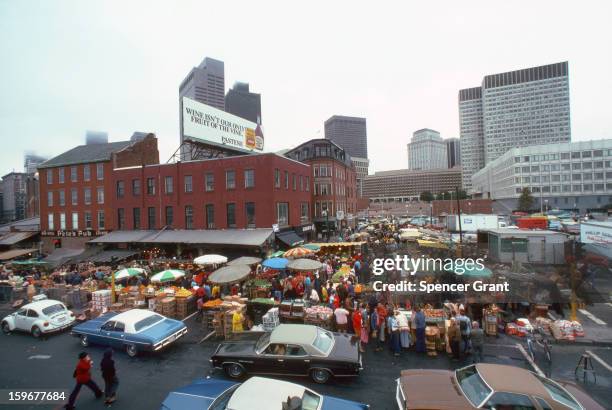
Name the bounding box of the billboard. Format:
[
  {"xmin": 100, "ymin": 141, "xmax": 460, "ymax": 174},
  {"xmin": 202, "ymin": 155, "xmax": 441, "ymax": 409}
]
[
  {"xmin": 182, "ymin": 96, "xmax": 264, "ymax": 153},
  {"xmin": 580, "ymin": 221, "xmax": 612, "ymax": 244}
]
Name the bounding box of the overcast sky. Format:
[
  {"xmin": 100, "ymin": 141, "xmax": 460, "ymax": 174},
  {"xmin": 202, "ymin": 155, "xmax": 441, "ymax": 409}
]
[{"xmin": 1, "ymin": 0, "xmax": 611, "ymax": 175}]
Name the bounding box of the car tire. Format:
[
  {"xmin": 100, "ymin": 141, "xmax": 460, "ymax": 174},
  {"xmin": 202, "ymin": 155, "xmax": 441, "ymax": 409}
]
[
  {"xmin": 224, "ymin": 363, "xmax": 246, "ymax": 379},
  {"xmin": 31, "ymin": 326, "xmax": 42, "ymax": 338},
  {"xmin": 80, "ymin": 335, "xmax": 89, "ymax": 347},
  {"xmin": 1, "ymin": 321, "xmax": 10, "ymax": 334},
  {"xmin": 126, "ymin": 344, "xmax": 138, "ymax": 357},
  {"xmin": 310, "ymin": 368, "xmax": 331, "ymax": 384}
]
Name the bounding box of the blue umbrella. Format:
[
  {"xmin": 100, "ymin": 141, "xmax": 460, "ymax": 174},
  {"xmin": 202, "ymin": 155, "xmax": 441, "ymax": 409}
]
[{"xmin": 262, "ymin": 257, "xmax": 289, "ymax": 270}]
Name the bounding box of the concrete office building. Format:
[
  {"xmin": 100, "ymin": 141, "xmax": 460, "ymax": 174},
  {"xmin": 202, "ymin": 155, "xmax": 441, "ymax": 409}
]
[
  {"xmin": 324, "ymin": 115, "xmax": 368, "ymax": 159},
  {"xmin": 460, "ymin": 62, "xmax": 571, "ymax": 192},
  {"xmin": 407, "ymin": 129, "xmax": 448, "ymax": 170},
  {"xmin": 24, "ymin": 154, "xmax": 47, "ymax": 175},
  {"xmin": 351, "ymin": 156, "xmax": 369, "ymax": 196},
  {"xmin": 459, "ymin": 87, "xmax": 485, "ymax": 191},
  {"xmin": 471, "ymin": 139, "xmax": 612, "ymax": 213},
  {"xmin": 225, "ymin": 82, "xmax": 262, "ymax": 124},
  {"xmin": 1, "ymin": 172, "xmax": 27, "ymax": 223},
  {"xmin": 362, "ymin": 167, "xmax": 462, "ymax": 203},
  {"xmin": 446, "ymin": 138, "xmax": 461, "ymax": 168}
]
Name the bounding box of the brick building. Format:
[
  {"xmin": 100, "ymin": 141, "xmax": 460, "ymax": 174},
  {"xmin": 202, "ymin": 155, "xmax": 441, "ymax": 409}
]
[
  {"xmin": 38, "ymin": 134, "xmax": 159, "ymax": 252},
  {"xmin": 284, "ymin": 139, "xmax": 358, "ymax": 237}
]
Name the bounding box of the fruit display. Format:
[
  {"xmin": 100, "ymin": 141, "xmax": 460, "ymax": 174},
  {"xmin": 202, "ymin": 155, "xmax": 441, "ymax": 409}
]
[
  {"xmin": 175, "ymin": 288, "xmax": 193, "ymax": 298},
  {"xmin": 304, "ymin": 305, "xmax": 333, "ymax": 321},
  {"xmin": 423, "ymin": 309, "xmax": 444, "ymax": 318},
  {"xmin": 203, "ymin": 299, "xmax": 223, "ymax": 308}
]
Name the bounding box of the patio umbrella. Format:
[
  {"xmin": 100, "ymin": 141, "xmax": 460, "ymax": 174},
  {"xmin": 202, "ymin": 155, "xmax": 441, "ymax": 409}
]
[
  {"xmin": 302, "ymin": 244, "xmax": 321, "ymax": 251},
  {"xmin": 151, "ymin": 269, "xmax": 185, "ymax": 283},
  {"xmin": 284, "ymin": 247, "xmax": 314, "ymax": 258},
  {"xmin": 262, "ymin": 257, "xmax": 289, "ymax": 270},
  {"xmin": 287, "ymin": 258, "xmax": 323, "ymax": 271},
  {"xmin": 194, "ymin": 254, "xmax": 228, "ymax": 265},
  {"xmin": 208, "ymin": 265, "xmax": 251, "ymax": 284},
  {"xmin": 112, "ymin": 267, "xmax": 144, "ymax": 281},
  {"xmin": 227, "ymin": 256, "xmax": 262, "ymax": 266}
]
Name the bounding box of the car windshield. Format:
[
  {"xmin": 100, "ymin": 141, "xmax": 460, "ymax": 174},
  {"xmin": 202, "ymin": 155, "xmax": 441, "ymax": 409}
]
[
  {"xmin": 210, "ymin": 384, "xmax": 239, "ymax": 410},
  {"xmin": 42, "ymin": 304, "xmax": 65, "ymax": 316},
  {"xmin": 312, "ymin": 329, "xmax": 333, "ymax": 355},
  {"xmin": 255, "ymin": 332, "xmax": 271, "ymax": 353},
  {"xmin": 134, "ymin": 314, "xmax": 164, "ymax": 332},
  {"xmin": 535, "ymin": 374, "xmax": 582, "ymax": 410},
  {"xmin": 301, "ymin": 390, "xmax": 321, "ymax": 410},
  {"xmin": 455, "ymin": 365, "xmax": 492, "ymax": 407}
]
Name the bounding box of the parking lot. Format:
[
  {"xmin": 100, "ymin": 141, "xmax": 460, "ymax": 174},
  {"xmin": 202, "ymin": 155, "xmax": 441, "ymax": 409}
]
[{"xmin": 0, "ymin": 311, "xmax": 610, "ymax": 410}]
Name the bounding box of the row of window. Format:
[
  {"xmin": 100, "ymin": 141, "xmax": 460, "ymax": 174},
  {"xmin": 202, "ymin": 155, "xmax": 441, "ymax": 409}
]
[
  {"xmin": 517, "ymin": 173, "xmax": 612, "ymax": 183},
  {"xmin": 46, "ymin": 163, "xmax": 104, "ymax": 185},
  {"xmin": 48, "ymin": 211, "xmax": 104, "ymax": 231},
  {"xmin": 515, "ymin": 162, "xmax": 612, "ymax": 173},
  {"xmin": 273, "ymin": 169, "xmax": 310, "ymax": 191},
  {"xmin": 514, "ymin": 149, "xmax": 612, "ymax": 163},
  {"xmin": 47, "ymin": 187, "xmax": 104, "ymax": 207},
  {"xmin": 515, "ymin": 184, "xmax": 612, "ymax": 194}
]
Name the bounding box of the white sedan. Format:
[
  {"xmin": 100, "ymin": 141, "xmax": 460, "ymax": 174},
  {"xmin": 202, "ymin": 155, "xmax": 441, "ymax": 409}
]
[{"xmin": 1, "ymin": 296, "xmax": 76, "ymax": 338}]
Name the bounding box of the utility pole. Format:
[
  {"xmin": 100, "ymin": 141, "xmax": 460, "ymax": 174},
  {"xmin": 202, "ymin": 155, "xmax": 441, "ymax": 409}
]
[{"xmin": 455, "ymin": 187, "xmax": 463, "ymax": 257}]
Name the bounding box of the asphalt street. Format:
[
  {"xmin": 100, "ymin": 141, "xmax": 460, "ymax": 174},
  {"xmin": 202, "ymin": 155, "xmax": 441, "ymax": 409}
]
[{"xmin": 0, "ymin": 311, "xmax": 610, "ymax": 410}]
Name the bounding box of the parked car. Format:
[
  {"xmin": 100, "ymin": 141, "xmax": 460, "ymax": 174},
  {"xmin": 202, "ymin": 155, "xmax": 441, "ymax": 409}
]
[
  {"xmin": 71, "ymin": 309, "xmax": 187, "ymax": 357},
  {"xmin": 396, "ymin": 363, "xmax": 605, "ymax": 410},
  {"xmin": 1, "ymin": 295, "xmax": 75, "ymax": 338},
  {"xmin": 160, "ymin": 376, "xmax": 369, "ymax": 410},
  {"xmin": 210, "ymin": 324, "xmax": 362, "ymax": 384}
]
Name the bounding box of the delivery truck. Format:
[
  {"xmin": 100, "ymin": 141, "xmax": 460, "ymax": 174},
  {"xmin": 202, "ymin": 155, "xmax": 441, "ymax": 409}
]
[{"xmin": 446, "ymin": 214, "xmax": 499, "ymax": 232}]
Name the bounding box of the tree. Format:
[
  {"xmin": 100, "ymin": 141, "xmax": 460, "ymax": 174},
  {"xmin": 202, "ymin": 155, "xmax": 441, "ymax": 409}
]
[
  {"xmin": 420, "ymin": 191, "xmax": 434, "ymax": 202},
  {"xmin": 517, "ymin": 188, "xmax": 534, "ymax": 212},
  {"xmin": 457, "ymin": 190, "xmax": 468, "ymax": 200}
]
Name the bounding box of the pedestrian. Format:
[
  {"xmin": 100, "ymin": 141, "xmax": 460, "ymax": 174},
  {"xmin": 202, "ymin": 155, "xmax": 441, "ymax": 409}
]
[
  {"xmin": 308, "ymin": 287, "xmax": 320, "ymax": 304},
  {"xmin": 65, "ymin": 352, "xmax": 103, "ymax": 409},
  {"xmin": 232, "ymin": 309, "xmax": 244, "ymax": 333},
  {"xmin": 447, "ymin": 318, "xmax": 461, "ymax": 361},
  {"xmin": 471, "ymin": 321, "xmax": 485, "ymax": 363},
  {"xmin": 352, "ymin": 308, "xmax": 364, "ymax": 352},
  {"xmin": 360, "ymin": 303, "xmax": 369, "ymax": 350},
  {"xmin": 396, "ymin": 310, "xmax": 411, "ymax": 348},
  {"xmin": 456, "ymin": 308, "xmax": 472, "ymax": 357},
  {"xmin": 334, "ymin": 305, "xmax": 349, "ymax": 333},
  {"xmin": 100, "ymin": 348, "xmax": 119, "ymax": 404},
  {"xmin": 370, "ymin": 306, "xmax": 379, "ymax": 350},
  {"xmin": 376, "ymin": 303, "xmax": 387, "ymax": 352},
  {"xmin": 389, "ymin": 311, "xmax": 401, "ymax": 357},
  {"xmin": 414, "ymin": 306, "xmax": 426, "ymax": 353}
]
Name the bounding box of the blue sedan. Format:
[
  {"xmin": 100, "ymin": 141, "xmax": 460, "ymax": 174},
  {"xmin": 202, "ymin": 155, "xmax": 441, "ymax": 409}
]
[
  {"xmin": 160, "ymin": 376, "xmax": 369, "ymax": 410},
  {"xmin": 71, "ymin": 309, "xmax": 187, "ymax": 357}
]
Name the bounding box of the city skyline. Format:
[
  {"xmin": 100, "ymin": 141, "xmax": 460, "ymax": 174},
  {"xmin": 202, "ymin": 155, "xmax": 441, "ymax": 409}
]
[{"xmin": 1, "ymin": 1, "xmax": 611, "ymax": 176}]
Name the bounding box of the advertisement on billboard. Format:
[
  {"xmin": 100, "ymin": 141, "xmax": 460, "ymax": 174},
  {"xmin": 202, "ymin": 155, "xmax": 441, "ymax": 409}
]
[
  {"xmin": 580, "ymin": 221, "xmax": 612, "ymax": 244},
  {"xmin": 182, "ymin": 96, "xmax": 264, "ymax": 153}
]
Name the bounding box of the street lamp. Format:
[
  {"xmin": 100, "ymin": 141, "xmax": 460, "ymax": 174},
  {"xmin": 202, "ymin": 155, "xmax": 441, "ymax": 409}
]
[{"xmin": 544, "ymin": 199, "xmax": 549, "ymax": 213}]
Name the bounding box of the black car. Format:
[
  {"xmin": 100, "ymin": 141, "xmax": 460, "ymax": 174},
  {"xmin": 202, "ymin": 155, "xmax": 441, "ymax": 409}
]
[{"xmin": 210, "ymin": 324, "xmax": 362, "ymax": 384}]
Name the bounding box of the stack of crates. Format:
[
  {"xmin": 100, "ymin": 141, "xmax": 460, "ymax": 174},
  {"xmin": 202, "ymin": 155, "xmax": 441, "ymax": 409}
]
[
  {"xmin": 262, "ymin": 307, "xmax": 280, "ymax": 332},
  {"xmin": 161, "ymin": 297, "xmax": 176, "ymax": 318},
  {"xmin": 92, "ymin": 290, "xmax": 112, "ymax": 312}
]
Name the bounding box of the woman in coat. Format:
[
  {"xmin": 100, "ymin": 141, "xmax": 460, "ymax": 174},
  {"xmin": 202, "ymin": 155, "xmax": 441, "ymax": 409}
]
[{"xmin": 100, "ymin": 348, "xmax": 119, "ymax": 404}]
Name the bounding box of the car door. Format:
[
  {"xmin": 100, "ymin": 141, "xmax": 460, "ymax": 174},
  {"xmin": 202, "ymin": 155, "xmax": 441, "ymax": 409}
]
[
  {"xmin": 284, "ymin": 344, "xmax": 309, "ymax": 376},
  {"xmin": 107, "ymin": 321, "xmax": 127, "ymax": 348},
  {"xmin": 260, "ymin": 343, "xmax": 288, "ymax": 374},
  {"xmin": 97, "ymin": 320, "xmax": 116, "ymax": 346},
  {"xmin": 25, "ymin": 309, "xmax": 40, "ymax": 332},
  {"xmin": 14, "ymin": 308, "xmax": 29, "ymax": 330}
]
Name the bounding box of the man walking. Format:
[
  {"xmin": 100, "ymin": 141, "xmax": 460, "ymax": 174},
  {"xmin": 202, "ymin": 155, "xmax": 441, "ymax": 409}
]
[
  {"xmin": 471, "ymin": 321, "xmax": 485, "ymax": 363},
  {"xmin": 414, "ymin": 306, "xmax": 426, "ymax": 353},
  {"xmin": 65, "ymin": 352, "xmax": 102, "ymax": 409},
  {"xmin": 456, "ymin": 308, "xmax": 472, "ymax": 357}
]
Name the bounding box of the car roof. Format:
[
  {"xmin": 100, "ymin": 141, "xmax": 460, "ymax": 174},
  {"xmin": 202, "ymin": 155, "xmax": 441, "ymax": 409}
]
[
  {"xmin": 270, "ymin": 324, "xmax": 318, "ymax": 345},
  {"xmin": 22, "ymin": 299, "xmax": 64, "ymax": 310},
  {"xmin": 111, "ymin": 309, "xmax": 159, "ymax": 324},
  {"xmin": 228, "ymin": 377, "xmax": 307, "ymax": 410},
  {"xmin": 476, "ymin": 364, "xmax": 549, "ymax": 397}
]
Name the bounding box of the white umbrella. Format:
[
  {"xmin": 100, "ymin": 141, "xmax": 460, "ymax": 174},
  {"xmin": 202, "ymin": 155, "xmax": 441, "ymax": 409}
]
[
  {"xmin": 194, "ymin": 254, "xmax": 228, "ymax": 265},
  {"xmin": 112, "ymin": 268, "xmax": 144, "ymax": 281},
  {"xmin": 150, "ymin": 269, "xmax": 185, "ymax": 283}
]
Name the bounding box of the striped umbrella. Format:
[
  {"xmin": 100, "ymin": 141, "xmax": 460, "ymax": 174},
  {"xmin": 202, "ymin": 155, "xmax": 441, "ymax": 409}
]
[
  {"xmin": 111, "ymin": 268, "xmax": 144, "ymax": 281},
  {"xmin": 283, "ymin": 247, "xmax": 314, "ymax": 258},
  {"xmin": 151, "ymin": 269, "xmax": 185, "ymax": 283},
  {"xmin": 302, "ymin": 243, "xmax": 321, "ymax": 251}
]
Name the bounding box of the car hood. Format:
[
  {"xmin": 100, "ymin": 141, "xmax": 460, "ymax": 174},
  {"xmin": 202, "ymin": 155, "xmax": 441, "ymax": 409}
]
[
  {"xmin": 330, "ymin": 333, "xmax": 360, "ymax": 363},
  {"xmin": 398, "ymin": 369, "xmax": 474, "ymax": 410},
  {"xmin": 556, "ymin": 380, "xmax": 607, "ymax": 410},
  {"xmin": 160, "ymin": 378, "xmax": 237, "ymax": 410},
  {"xmin": 321, "ymin": 395, "xmax": 369, "ymax": 410}
]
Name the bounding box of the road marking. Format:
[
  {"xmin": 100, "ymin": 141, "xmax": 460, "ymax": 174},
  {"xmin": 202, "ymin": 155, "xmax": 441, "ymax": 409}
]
[
  {"xmin": 28, "ymin": 355, "xmax": 51, "ymax": 360},
  {"xmin": 586, "ymin": 350, "xmax": 612, "ymax": 372},
  {"xmin": 198, "ymin": 330, "xmax": 216, "ymax": 344},
  {"xmin": 516, "ymin": 343, "xmax": 545, "ymax": 377},
  {"xmin": 182, "ymin": 311, "xmax": 198, "ymax": 322},
  {"xmin": 578, "ymin": 309, "xmax": 607, "ymax": 325}
]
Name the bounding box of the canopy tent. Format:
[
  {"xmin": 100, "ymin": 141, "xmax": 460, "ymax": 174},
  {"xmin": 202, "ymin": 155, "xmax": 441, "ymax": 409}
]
[
  {"xmin": 417, "ymin": 240, "xmax": 449, "ymax": 250},
  {"xmin": 194, "ymin": 254, "xmax": 228, "ymax": 265},
  {"xmin": 283, "ymin": 247, "xmax": 314, "ymax": 259},
  {"xmin": 0, "ymin": 248, "xmax": 38, "ymax": 261},
  {"xmin": 0, "ymin": 231, "xmax": 38, "ymax": 246},
  {"xmin": 227, "ymin": 256, "xmax": 262, "ymax": 266},
  {"xmin": 208, "ymin": 265, "xmax": 251, "ymax": 284},
  {"xmin": 151, "ymin": 269, "xmax": 185, "ymax": 283},
  {"xmin": 262, "ymin": 257, "xmax": 289, "ymax": 270},
  {"xmin": 287, "ymin": 258, "xmax": 323, "ymax": 271},
  {"xmin": 275, "ymin": 231, "xmax": 304, "ymax": 247}
]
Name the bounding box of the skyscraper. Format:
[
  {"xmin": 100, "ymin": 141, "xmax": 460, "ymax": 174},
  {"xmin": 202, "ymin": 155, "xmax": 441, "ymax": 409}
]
[
  {"xmin": 459, "ymin": 61, "xmax": 571, "ymax": 192},
  {"xmin": 225, "ymin": 82, "xmax": 262, "ymax": 124},
  {"xmin": 179, "ymin": 57, "xmax": 225, "ymax": 110},
  {"xmin": 24, "ymin": 153, "xmax": 47, "ymax": 175},
  {"xmin": 445, "ymin": 138, "xmax": 461, "ymax": 168},
  {"xmin": 407, "ymin": 129, "xmax": 448, "ymax": 171},
  {"xmin": 85, "ymin": 130, "xmax": 108, "ymax": 145},
  {"xmin": 324, "ymin": 115, "xmax": 368, "ymax": 159}
]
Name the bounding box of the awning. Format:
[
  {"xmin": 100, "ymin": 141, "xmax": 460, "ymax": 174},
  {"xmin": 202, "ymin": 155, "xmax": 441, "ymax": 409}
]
[
  {"xmin": 309, "ymin": 241, "xmax": 366, "ymax": 248},
  {"xmin": 276, "ymin": 231, "xmax": 304, "ymax": 247},
  {"xmin": 0, "ymin": 231, "xmax": 38, "ymax": 246},
  {"xmin": 41, "ymin": 248, "xmax": 85, "ymax": 265},
  {"xmin": 84, "ymin": 249, "xmax": 140, "ymax": 264},
  {"xmin": 0, "ymin": 248, "xmax": 39, "ymax": 261},
  {"xmin": 91, "ymin": 229, "xmax": 273, "ymax": 247}
]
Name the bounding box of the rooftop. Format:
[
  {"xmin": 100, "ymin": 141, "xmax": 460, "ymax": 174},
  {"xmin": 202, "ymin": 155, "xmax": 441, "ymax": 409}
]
[{"xmin": 38, "ymin": 140, "xmax": 132, "ymax": 169}]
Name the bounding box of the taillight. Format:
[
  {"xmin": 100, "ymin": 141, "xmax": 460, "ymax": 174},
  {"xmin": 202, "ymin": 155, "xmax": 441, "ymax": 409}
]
[{"xmin": 43, "ymin": 322, "xmax": 49, "ymax": 327}]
